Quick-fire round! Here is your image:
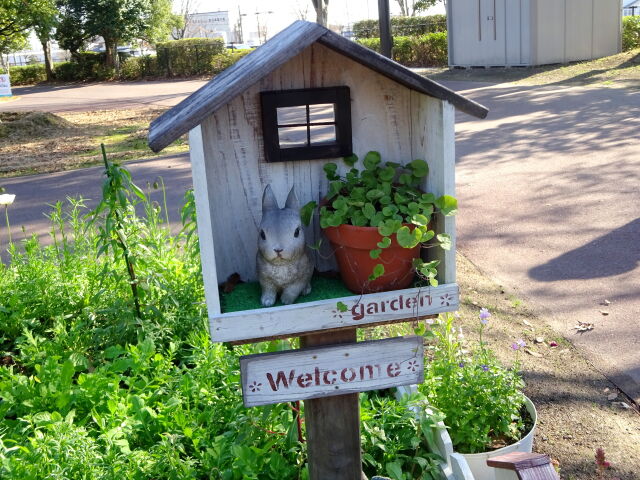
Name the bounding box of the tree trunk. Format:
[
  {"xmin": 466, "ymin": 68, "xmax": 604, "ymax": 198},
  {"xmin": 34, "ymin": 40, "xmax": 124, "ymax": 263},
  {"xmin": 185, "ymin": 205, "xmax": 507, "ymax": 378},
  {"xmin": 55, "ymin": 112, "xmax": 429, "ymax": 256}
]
[
  {"xmin": 312, "ymin": 0, "xmax": 329, "ymax": 26},
  {"xmin": 104, "ymin": 39, "xmax": 119, "ymax": 69},
  {"xmin": 396, "ymin": 0, "xmax": 408, "ymax": 16},
  {"xmin": 41, "ymin": 40, "xmax": 54, "ymax": 81}
]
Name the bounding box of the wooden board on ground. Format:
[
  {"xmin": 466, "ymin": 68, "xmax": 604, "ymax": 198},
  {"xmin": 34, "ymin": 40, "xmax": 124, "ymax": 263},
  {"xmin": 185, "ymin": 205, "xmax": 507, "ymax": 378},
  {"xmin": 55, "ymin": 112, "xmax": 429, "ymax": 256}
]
[
  {"xmin": 240, "ymin": 336, "xmax": 424, "ymax": 407},
  {"xmin": 211, "ymin": 283, "xmax": 458, "ymax": 344}
]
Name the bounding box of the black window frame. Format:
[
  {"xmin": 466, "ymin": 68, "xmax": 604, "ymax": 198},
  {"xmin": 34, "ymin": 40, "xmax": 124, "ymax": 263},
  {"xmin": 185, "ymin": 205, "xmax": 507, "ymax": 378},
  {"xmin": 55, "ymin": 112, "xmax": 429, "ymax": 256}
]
[{"xmin": 260, "ymin": 86, "xmax": 352, "ymax": 163}]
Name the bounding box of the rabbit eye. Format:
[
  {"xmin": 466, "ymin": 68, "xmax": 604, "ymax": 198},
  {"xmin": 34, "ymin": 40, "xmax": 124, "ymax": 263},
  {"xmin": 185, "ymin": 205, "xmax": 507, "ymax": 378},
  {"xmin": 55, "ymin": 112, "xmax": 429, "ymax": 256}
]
[
  {"xmin": 260, "ymin": 230, "xmax": 266, "ymax": 240},
  {"xmin": 294, "ymin": 227, "xmax": 300, "ymax": 238}
]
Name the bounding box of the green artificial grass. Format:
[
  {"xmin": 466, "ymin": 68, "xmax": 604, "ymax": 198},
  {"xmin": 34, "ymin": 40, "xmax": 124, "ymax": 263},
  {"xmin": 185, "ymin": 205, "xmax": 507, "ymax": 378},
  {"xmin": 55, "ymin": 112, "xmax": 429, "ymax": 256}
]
[{"xmin": 221, "ymin": 275, "xmax": 353, "ymax": 313}]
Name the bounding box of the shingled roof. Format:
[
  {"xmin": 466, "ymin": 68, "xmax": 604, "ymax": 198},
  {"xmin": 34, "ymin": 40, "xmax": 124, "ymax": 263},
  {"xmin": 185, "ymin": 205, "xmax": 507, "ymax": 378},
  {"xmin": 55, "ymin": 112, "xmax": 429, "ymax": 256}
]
[{"xmin": 148, "ymin": 20, "xmax": 489, "ymax": 152}]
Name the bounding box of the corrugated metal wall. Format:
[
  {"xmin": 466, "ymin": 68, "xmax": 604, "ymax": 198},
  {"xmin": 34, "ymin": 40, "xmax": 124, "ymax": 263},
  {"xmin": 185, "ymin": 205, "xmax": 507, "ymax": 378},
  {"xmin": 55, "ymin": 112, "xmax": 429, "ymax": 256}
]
[{"xmin": 448, "ymin": 0, "xmax": 621, "ymax": 67}]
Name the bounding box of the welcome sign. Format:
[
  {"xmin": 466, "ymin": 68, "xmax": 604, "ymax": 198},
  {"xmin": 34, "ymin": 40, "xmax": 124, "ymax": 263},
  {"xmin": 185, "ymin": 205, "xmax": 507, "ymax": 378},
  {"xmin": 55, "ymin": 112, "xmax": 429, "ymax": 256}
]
[
  {"xmin": 0, "ymin": 75, "xmax": 11, "ymax": 97},
  {"xmin": 240, "ymin": 336, "xmax": 424, "ymax": 407}
]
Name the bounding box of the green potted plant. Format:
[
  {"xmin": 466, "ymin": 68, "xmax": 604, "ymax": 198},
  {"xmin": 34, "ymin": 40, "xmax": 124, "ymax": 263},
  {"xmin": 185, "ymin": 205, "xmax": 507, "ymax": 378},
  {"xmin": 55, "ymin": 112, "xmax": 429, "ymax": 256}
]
[
  {"xmin": 415, "ymin": 309, "xmax": 537, "ymax": 479},
  {"xmin": 302, "ymin": 151, "xmax": 457, "ymax": 294}
]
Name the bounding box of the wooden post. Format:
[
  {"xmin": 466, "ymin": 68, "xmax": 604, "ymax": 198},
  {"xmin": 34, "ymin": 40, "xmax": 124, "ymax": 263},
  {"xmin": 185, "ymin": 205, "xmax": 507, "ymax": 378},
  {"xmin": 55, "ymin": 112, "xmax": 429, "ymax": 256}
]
[
  {"xmin": 378, "ymin": 0, "xmax": 393, "ymax": 59},
  {"xmin": 302, "ymin": 329, "xmax": 362, "ymax": 480}
]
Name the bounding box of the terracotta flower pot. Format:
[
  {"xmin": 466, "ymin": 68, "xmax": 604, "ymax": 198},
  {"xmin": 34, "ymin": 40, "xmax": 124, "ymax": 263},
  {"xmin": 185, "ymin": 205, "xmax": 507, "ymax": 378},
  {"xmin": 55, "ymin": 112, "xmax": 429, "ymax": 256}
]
[{"xmin": 323, "ymin": 223, "xmax": 420, "ymax": 294}]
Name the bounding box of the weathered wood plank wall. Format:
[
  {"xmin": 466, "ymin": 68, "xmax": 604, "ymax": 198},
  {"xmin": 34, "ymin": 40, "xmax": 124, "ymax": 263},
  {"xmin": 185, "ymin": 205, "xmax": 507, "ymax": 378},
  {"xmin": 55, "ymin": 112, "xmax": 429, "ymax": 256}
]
[{"xmin": 197, "ymin": 42, "xmax": 454, "ymax": 288}]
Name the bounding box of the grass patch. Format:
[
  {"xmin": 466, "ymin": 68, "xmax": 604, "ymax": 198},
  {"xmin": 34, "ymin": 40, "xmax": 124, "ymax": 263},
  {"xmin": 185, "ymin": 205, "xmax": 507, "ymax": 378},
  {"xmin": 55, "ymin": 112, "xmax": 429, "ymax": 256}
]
[
  {"xmin": 0, "ymin": 108, "xmax": 187, "ymax": 178},
  {"xmin": 426, "ymin": 48, "xmax": 640, "ymax": 89}
]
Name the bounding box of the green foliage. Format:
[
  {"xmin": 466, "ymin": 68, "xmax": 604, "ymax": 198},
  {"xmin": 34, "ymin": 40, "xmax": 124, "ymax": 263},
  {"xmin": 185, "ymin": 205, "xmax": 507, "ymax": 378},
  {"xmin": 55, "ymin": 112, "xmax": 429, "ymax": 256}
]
[
  {"xmin": 143, "ymin": 0, "xmax": 183, "ymax": 44},
  {"xmin": 8, "ymin": 64, "xmax": 47, "ymax": 85},
  {"xmin": 0, "ymin": 0, "xmax": 53, "ymax": 55},
  {"xmin": 117, "ymin": 55, "xmax": 154, "ymax": 80},
  {"xmin": 622, "ymin": 16, "xmax": 640, "ymax": 51},
  {"xmin": 358, "ymin": 32, "xmax": 448, "ymax": 67},
  {"xmin": 8, "ymin": 49, "xmax": 246, "ymax": 85},
  {"xmin": 156, "ymin": 38, "xmax": 226, "ymax": 76},
  {"xmin": 55, "ymin": 0, "xmax": 179, "ymax": 67},
  {"xmin": 0, "ymin": 163, "xmax": 444, "ymax": 478},
  {"xmin": 55, "ymin": 0, "xmax": 91, "ymax": 56},
  {"xmin": 419, "ymin": 313, "xmax": 527, "ymax": 453},
  {"xmin": 360, "ymin": 392, "xmax": 444, "ymax": 480},
  {"xmin": 353, "ymin": 15, "xmax": 447, "ymax": 39},
  {"xmin": 311, "ymin": 152, "xmax": 456, "ymax": 284}
]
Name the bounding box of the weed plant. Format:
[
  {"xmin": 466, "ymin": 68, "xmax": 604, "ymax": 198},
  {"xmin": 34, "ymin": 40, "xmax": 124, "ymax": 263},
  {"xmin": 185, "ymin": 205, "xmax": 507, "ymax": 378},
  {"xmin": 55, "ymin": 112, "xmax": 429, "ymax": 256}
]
[{"xmin": 0, "ymin": 163, "xmax": 444, "ymax": 479}]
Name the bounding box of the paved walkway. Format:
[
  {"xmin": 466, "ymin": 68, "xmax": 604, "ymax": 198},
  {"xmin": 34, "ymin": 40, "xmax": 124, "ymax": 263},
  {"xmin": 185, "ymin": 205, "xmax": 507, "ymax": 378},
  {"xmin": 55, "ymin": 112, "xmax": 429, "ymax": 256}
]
[
  {"xmin": 1, "ymin": 79, "xmax": 208, "ymax": 112},
  {"xmin": 1, "ymin": 79, "xmax": 639, "ymax": 402},
  {"xmin": 450, "ymin": 81, "xmax": 640, "ymax": 402}
]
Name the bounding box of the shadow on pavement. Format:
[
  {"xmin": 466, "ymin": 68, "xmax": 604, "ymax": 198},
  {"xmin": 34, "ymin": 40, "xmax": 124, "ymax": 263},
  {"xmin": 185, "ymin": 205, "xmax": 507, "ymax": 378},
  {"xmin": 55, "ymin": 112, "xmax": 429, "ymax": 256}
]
[{"xmin": 529, "ymin": 218, "xmax": 640, "ymax": 281}]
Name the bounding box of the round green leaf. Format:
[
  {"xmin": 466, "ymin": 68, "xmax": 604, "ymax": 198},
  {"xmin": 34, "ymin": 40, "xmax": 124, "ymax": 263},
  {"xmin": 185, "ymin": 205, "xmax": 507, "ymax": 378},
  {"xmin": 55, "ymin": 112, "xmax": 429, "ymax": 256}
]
[
  {"xmin": 363, "ymin": 203, "xmax": 376, "ymax": 219},
  {"xmin": 363, "ymin": 151, "xmax": 382, "ymax": 170},
  {"xmin": 382, "ymin": 205, "xmax": 398, "ymax": 217},
  {"xmin": 396, "ymin": 225, "xmax": 421, "ymax": 248},
  {"xmin": 343, "ymin": 154, "xmax": 358, "ymax": 167},
  {"xmin": 378, "ymin": 165, "xmax": 395, "ymax": 182},
  {"xmin": 409, "ymin": 159, "xmax": 429, "ymax": 177},
  {"xmin": 411, "ymin": 213, "xmax": 429, "ymax": 226},
  {"xmin": 323, "ymin": 162, "xmax": 339, "ymax": 180},
  {"xmin": 377, "ymin": 236, "xmax": 392, "ymax": 249},
  {"xmin": 369, "ymin": 248, "xmax": 382, "ymax": 259},
  {"xmin": 369, "ymin": 263, "xmax": 385, "ymax": 281},
  {"xmin": 435, "ymin": 195, "xmax": 458, "ymax": 216},
  {"xmin": 365, "ymin": 189, "xmax": 385, "ymax": 201},
  {"xmin": 437, "ymin": 233, "xmax": 452, "ymax": 250}
]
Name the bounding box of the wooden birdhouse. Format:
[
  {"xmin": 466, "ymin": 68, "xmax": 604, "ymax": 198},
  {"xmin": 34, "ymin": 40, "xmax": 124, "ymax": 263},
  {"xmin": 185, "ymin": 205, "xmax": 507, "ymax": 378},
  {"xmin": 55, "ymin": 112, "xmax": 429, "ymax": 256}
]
[
  {"xmin": 148, "ymin": 21, "xmax": 487, "ymax": 479},
  {"xmin": 148, "ymin": 20, "xmax": 487, "ymax": 347}
]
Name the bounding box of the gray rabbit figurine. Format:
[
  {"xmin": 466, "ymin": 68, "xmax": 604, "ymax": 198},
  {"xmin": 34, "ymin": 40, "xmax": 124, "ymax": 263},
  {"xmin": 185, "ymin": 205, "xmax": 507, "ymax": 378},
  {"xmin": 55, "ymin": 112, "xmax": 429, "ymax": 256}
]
[{"xmin": 257, "ymin": 185, "xmax": 313, "ymax": 306}]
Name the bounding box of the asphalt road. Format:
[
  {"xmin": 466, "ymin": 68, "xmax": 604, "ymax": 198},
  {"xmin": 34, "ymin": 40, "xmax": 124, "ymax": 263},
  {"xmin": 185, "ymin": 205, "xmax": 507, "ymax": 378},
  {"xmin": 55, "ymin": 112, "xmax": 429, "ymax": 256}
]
[
  {"xmin": 1, "ymin": 79, "xmax": 639, "ymax": 402},
  {"xmin": 2, "ymin": 79, "xmax": 207, "ymax": 112}
]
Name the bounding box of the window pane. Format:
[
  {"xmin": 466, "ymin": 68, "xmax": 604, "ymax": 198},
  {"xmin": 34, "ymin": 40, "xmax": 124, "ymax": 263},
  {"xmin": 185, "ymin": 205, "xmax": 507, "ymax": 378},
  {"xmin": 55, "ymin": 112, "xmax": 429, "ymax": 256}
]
[
  {"xmin": 277, "ymin": 106, "xmax": 307, "ymax": 125},
  {"xmin": 310, "ymin": 124, "xmax": 336, "ymax": 145},
  {"xmin": 278, "ymin": 126, "xmax": 308, "ymax": 148},
  {"xmin": 309, "ymin": 103, "xmax": 335, "ymax": 123}
]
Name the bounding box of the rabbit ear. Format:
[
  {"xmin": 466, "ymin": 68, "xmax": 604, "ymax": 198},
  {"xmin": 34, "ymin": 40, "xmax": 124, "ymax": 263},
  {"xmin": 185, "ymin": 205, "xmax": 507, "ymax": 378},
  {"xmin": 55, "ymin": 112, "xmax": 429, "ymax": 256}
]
[
  {"xmin": 262, "ymin": 184, "xmax": 279, "ymax": 212},
  {"xmin": 284, "ymin": 186, "xmax": 299, "ymax": 210}
]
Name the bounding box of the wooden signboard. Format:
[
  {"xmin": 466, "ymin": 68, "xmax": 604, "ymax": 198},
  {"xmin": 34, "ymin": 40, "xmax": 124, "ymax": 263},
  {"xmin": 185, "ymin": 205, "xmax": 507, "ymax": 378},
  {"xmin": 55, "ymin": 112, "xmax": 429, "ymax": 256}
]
[
  {"xmin": 240, "ymin": 336, "xmax": 424, "ymax": 407},
  {"xmin": 212, "ymin": 283, "xmax": 459, "ymax": 344}
]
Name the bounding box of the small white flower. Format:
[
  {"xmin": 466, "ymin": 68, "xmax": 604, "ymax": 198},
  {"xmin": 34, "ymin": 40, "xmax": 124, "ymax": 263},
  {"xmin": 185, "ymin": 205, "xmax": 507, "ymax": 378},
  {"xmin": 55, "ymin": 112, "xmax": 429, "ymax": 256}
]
[{"xmin": 0, "ymin": 194, "xmax": 15, "ymax": 205}]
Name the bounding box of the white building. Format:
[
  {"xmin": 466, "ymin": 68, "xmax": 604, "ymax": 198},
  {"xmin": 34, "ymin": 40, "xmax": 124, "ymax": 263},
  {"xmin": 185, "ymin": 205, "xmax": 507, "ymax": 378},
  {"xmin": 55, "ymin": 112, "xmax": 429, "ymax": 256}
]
[
  {"xmin": 447, "ymin": 0, "xmax": 622, "ymax": 67},
  {"xmin": 184, "ymin": 11, "xmax": 231, "ymax": 42}
]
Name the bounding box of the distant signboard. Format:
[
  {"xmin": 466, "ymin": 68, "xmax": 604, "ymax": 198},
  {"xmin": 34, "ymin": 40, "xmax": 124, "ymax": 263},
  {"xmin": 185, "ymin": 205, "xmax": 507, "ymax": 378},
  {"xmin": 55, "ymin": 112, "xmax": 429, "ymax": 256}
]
[
  {"xmin": 184, "ymin": 11, "xmax": 230, "ymax": 41},
  {"xmin": 0, "ymin": 74, "xmax": 11, "ymax": 97}
]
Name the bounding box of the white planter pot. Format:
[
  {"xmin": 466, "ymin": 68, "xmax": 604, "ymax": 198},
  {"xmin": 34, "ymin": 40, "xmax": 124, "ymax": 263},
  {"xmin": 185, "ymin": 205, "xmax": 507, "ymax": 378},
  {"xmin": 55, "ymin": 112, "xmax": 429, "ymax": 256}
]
[
  {"xmin": 395, "ymin": 387, "xmax": 537, "ymax": 480},
  {"xmin": 459, "ymin": 396, "xmax": 537, "ymax": 480}
]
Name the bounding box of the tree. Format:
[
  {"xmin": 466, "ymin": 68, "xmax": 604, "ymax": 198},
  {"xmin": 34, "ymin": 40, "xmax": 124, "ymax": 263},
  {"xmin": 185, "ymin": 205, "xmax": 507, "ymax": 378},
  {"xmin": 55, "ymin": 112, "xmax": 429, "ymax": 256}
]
[
  {"xmin": 30, "ymin": 0, "xmax": 58, "ymax": 81},
  {"xmin": 171, "ymin": 0, "xmax": 199, "ymax": 40},
  {"xmin": 85, "ymin": 0, "xmax": 152, "ymax": 68},
  {"xmin": 311, "ymin": 0, "xmax": 329, "ymax": 27},
  {"xmin": 0, "ymin": 0, "xmax": 47, "ymax": 56},
  {"xmin": 143, "ymin": 0, "xmax": 183, "ymax": 45},
  {"xmin": 56, "ymin": 0, "xmax": 91, "ymax": 60},
  {"xmin": 292, "ymin": 1, "xmax": 310, "ymax": 21},
  {"xmin": 395, "ymin": 0, "xmax": 438, "ymax": 16}
]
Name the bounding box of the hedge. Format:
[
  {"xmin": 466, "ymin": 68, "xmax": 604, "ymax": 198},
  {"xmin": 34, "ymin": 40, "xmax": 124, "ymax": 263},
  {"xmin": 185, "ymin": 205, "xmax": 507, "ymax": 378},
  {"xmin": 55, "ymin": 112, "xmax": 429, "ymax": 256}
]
[
  {"xmin": 353, "ymin": 15, "xmax": 447, "ymax": 39},
  {"xmin": 8, "ymin": 46, "xmax": 249, "ymax": 85},
  {"xmin": 156, "ymin": 37, "xmax": 226, "ymax": 76},
  {"xmin": 8, "ymin": 64, "xmax": 47, "ymax": 85},
  {"xmin": 622, "ymin": 16, "xmax": 640, "ymax": 51},
  {"xmin": 357, "ymin": 32, "xmax": 448, "ymax": 67}
]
